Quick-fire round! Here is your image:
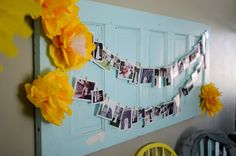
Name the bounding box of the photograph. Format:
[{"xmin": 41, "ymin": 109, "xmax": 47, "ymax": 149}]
[
  {"xmin": 74, "ymin": 78, "xmax": 96, "ymax": 101},
  {"xmin": 178, "ymin": 58, "xmax": 184, "ymax": 74},
  {"xmin": 112, "ymin": 56, "xmax": 121, "ymax": 70},
  {"xmin": 173, "ymin": 94, "xmax": 181, "ymax": 115},
  {"xmin": 131, "ymin": 108, "xmax": 138, "ymax": 124},
  {"xmin": 160, "ymin": 103, "xmax": 167, "ymax": 118},
  {"xmin": 96, "ymin": 49, "xmax": 114, "ymax": 70},
  {"xmin": 183, "ymin": 56, "xmax": 190, "ymax": 70},
  {"xmin": 166, "ymin": 100, "xmax": 175, "ymax": 117},
  {"xmin": 138, "ymin": 108, "xmax": 145, "ymax": 120},
  {"xmin": 144, "ymin": 107, "xmax": 153, "ymax": 126},
  {"xmin": 180, "ymin": 80, "xmax": 194, "ymax": 96},
  {"xmin": 191, "ymin": 70, "xmax": 198, "ymax": 84},
  {"xmin": 110, "ymin": 105, "xmax": 124, "ymax": 128},
  {"xmin": 120, "ymin": 108, "xmax": 132, "ymax": 130},
  {"xmin": 154, "ymin": 68, "xmax": 162, "ymax": 88},
  {"xmin": 162, "ymin": 66, "xmax": 172, "ymax": 86},
  {"xmin": 140, "ymin": 68, "xmax": 154, "ymax": 84},
  {"xmin": 172, "ymin": 63, "xmax": 179, "ymax": 79},
  {"xmin": 93, "ymin": 42, "xmax": 103, "ymax": 62},
  {"xmin": 154, "ymin": 105, "xmax": 161, "ymax": 116},
  {"xmin": 118, "ymin": 61, "xmax": 134, "ymax": 80},
  {"xmin": 130, "ymin": 66, "xmax": 140, "ymax": 85},
  {"xmin": 91, "ymin": 90, "xmax": 104, "ymax": 104},
  {"xmin": 97, "ymin": 101, "xmax": 116, "ymax": 121},
  {"xmin": 189, "ymin": 51, "xmax": 199, "ymax": 64}
]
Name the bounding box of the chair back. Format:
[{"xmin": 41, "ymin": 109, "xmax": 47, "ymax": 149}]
[
  {"xmin": 179, "ymin": 129, "xmax": 236, "ymax": 156},
  {"xmin": 197, "ymin": 138, "xmax": 228, "ymax": 156},
  {"xmin": 136, "ymin": 142, "xmax": 177, "ymax": 156}
]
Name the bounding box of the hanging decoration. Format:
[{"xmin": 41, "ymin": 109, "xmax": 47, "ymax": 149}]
[
  {"xmin": 37, "ymin": 0, "xmax": 95, "ymax": 70},
  {"xmin": 199, "ymin": 83, "xmax": 223, "ymax": 117},
  {"xmin": 72, "ymin": 31, "xmax": 209, "ymax": 130},
  {"xmin": 0, "ymin": 0, "xmax": 41, "ymax": 72},
  {"xmin": 25, "ymin": 70, "xmax": 74, "ymax": 126}
]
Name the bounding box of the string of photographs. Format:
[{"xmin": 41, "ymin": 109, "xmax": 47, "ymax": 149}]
[
  {"xmin": 73, "ymin": 32, "xmax": 208, "ymax": 131},
  {"xmin": 91, "ymin": 31, "xmax": 207, "ymax": 87}
]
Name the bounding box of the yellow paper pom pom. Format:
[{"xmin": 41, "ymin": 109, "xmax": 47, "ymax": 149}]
[
  {"xmin": 49, "ymin": 19, "xmax": 95, "ymax": 70},
  {"xmin": 39, "ymin": 0, "xmax": 79, "ymax": 39},
  {"xmin": 199, "ymin": 83, "xmax": 223, "ymax": 117},
  {"xmin": 25, "ymin": 70, "xmax": 74, "ymax": 126}
]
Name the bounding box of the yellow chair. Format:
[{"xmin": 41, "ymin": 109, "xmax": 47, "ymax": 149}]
[{"xmin": 136, "ymin": 142, "xmax": 177, "ymax": 156}]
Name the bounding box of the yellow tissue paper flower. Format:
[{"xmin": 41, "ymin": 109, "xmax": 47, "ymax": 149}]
[
  {"xmin": 39, "ymin": 0, "xmax": 79, "ymax": 39},
  {"xmin": 49, "ymin": 19, "xmax": 95, "ymax": 70},
  {"xmin": 0, "ymin": 0, "xmax": 40, "ymax": 57},
  {"xmin": 0, "ymin": 0, "xmax": 41, "ymax": 71},
  {"xmin": 199, "ymin": 83, "xmax": 223, "ymax": 117},
  {"xmin": 25, "ymin": 70, "xmax": 74, "ymax": 126}
]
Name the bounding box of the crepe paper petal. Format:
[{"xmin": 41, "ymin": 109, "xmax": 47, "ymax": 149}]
[
  {"xmin": 49, "ymin": 19, "xmax": 95, "ymax": 70},
  {"xmin": 199, "ymin": 83, "xmax": 223, "ymax": 117},
  {"xmin": 0, "ymin": 0, "xmax": 41, "ymax": 58},
  {"xmin": 39, "ymin": 0, "xmax": 79, "ymax": 39},
  {"xmin": 25, "ymin": 70, "xmax": 74, "ymax": 126}
]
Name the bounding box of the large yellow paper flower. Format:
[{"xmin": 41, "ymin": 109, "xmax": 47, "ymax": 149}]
[
  {"xmin": 49, "ymin": 19, "xmax": 95, "ymax": 70},
  {"xmin": 39, "ymin": 0, "xmax": 79, "ymax": 39},
  {"xmin": 0, "ymin": 0, "xmax": 41, "ymax": 71},
  {"xmin": 199, "ymin": 83, "xmax": 223, "ymax": 117},
  {"xmin": 25, "ymin": 70, "xmax": 74, "ymax": 126}
]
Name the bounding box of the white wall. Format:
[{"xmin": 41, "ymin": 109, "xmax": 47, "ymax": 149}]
[{"xmin": 0, "ymin": 0, "xmax": 236, "ymax": 156}]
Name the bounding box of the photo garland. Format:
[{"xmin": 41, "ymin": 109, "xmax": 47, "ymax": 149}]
[{"xmin": 73, "ymin": 31, "xmax": 208, "ymax": 130}]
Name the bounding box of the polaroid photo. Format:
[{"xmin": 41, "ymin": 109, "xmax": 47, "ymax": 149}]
[
  {"xmin": 138, "ymin": 108, "xmax": 145, "ymax": 120},
  {"xmin": 154, "ymin": 105, "xmax": 161, "ymax": 117},
  {"xmin": 144, "ymin": 107, "xmax": 154, "ymax": 126},
  {"xmin": 140, "ymin": 68, "xmax": 154, "ymax": 84},
  {"xmin": 196, "ymin": 60, "xmax": 203, "ymax": 74},
  {"xmin": 183, "ymin": 55, "xmax": 190, "ymax": 70},
  {"xmin": 172, "ymin": 63, "xmax": 179, "ymax": 79},
  {"xmin": 97, "ymin": 100, "xmax": 116, "ymax": 121},
  {"xmin": 93, "ymin": 42, "xmax": 103, "ymax": 62},
  {"xmin": 118, "ymin": 61, "xmax": 134, "ymax": 80},
  {"xmin": 112, "ymin": 56, "xmax": 121, "ymax": 70},
  {"xmin": 160, "ymin": 103, "xmax": 168, "ymax": 118},
  {"xmin": 131, "ymin": 108, "xmax": 138, "ymax": 124},
  {"xmin": 120, "ymin": 108, "xmax": 132, "ymax": 130},
  {"xmin": 191, "ymin": 70, "xmax": 198, "ymax": 84},
  {"xmin": 74, "ymin": 78, "xmax": 96, "ymax": 101},
  {"xmin": 189, "ymin": 51, "xmax": 198, "ymax": 65},
  {"xmin": 96, "ymin": 49, "xmax": 114, "ymax": 71},
  {"xmin": 110, "ymin": 105, "xmax": 124, "ymax": 128},
  {"xmin": 178, "ymin": 58, "xmax": 184, "ymax": 74},
  {"xmin": 200, "ymin": 34, "xmax": 206, "ymax": 55},
  {"xmin": 173, "ymin": 94, "xmax": 181, "ymax": 115},
  {"xmin": 162, "ymin": 66, "xmax": 173, "ymax": 86},
  {"xmin": 180, "ymin": 80, "xmax": 194, "ymax": 96},
  {"xmin": 130, "ymin": 66, "xmax": 141, "ymax": 85},
  {"xmin": 91, "ymin": 90, "xmax": 104, "ymax": 104},
  {"xmin": 166, "ymin": 100, "xmax": 175, "ymax": 117},
  {"xmin": 154, "ymin": 68, "xmax": 162, "ymax": 88}
]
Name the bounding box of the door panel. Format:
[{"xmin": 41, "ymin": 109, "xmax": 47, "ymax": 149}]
[{"xmin": 35, "ymin": 1, "xmax": 209, "ymax": 155}]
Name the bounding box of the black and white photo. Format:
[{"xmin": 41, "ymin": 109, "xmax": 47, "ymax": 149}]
[
  {"xmin": 130, "ymin": 66, "xmax": 140, "ymax": 84},
  {"xmin": 110, "ymin": 105, "xmax": 124, "ymax": 128},
  {"xmin": 97, "ymin": 101, "xmax": 116, "ymax": 121},
  {"xmin": 120, "ymin": 108, "xmax": 132, "ymax": 130},
  {"xmin": 112, "ymin": 56, "xmax": 121, "ymax": 70},
  {"xmin": 140, "ymin": 68, "xmax": 154, "ymax": 84},
  {"xmin": 74, "ymin": 78, "xmax": 96, "ymax": 101},
  {"xmin": 154, "ymin": 68, "xmax": 162, "ymax": 88},
  {"xmin": 93, "ymin": 42, "xmax": 103, "ymax": 62},
  {"xmin": 131, "ymin": 108, "xmax": 138, "ymax": 124},
  {"xmin": 91, "ymin": 90, "xmax": 104, "ymax": 104}
]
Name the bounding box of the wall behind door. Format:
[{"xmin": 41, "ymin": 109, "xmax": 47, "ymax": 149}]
[{"xmin": 1, "ymin": 0, "xmax": 236, "ymax": 156}]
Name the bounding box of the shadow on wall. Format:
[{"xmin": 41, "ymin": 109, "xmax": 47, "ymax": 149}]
[{"xmin": 18, "ymin": 75, "xmax": 35, "ymax": 118}]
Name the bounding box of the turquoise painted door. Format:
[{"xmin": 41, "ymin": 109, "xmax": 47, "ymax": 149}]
[{"xmin": 35, "ymin": 1, "xmax": 209, "ymax": 155}]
